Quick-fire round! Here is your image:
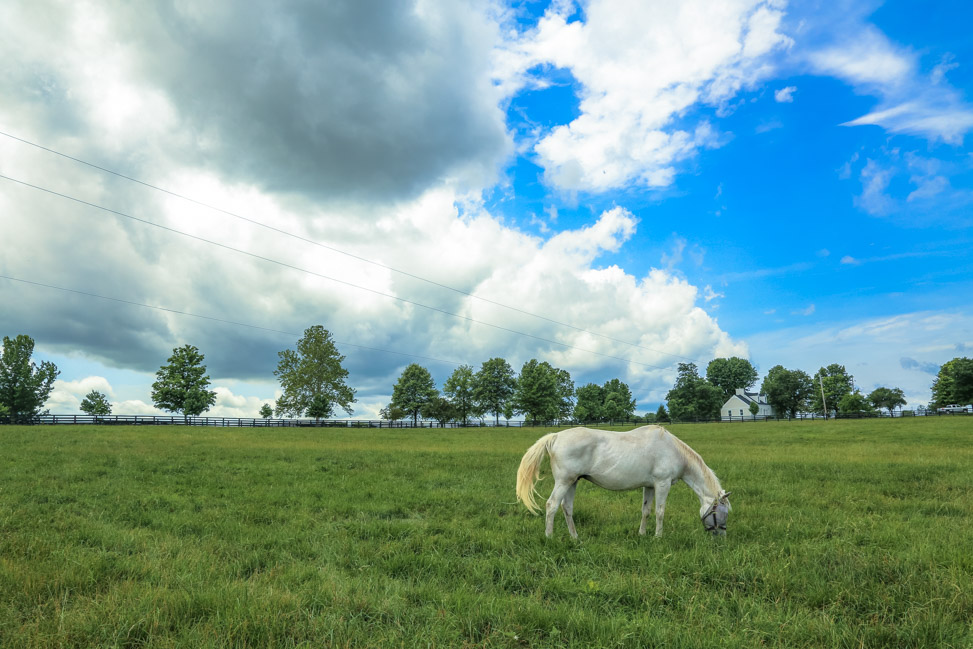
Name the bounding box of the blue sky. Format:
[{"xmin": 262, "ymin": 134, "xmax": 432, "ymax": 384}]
[{"xmin": 1, "ymin": 0, "xmax": 971, "ymax": 416}]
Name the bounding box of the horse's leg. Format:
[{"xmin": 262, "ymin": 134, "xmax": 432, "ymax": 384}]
[
  {"xmin": 562, "ymin": 480, "xmax": 579, "ymax": 539},
  {"xmin": 545, "ymin": 481, "xmax": 571, "ymax": 538},
  {"xmin": 653, "ymin": 480, "xmax": 672, "ymax": 537},
  {"xmin": 639, "ymin": 486, "xmax": 655, "ymax": 535}
]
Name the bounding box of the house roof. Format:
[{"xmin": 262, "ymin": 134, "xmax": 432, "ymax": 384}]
[{"xmin": 723, "ymin": 390, "xmax": 769, "ymax": 407}]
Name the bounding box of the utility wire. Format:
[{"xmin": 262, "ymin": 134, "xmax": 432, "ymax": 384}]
[
  {"xmin": 0, "ymin": 129, "xmax": 696, "ymax": 364},
  {"xmin": 0, "ymin": 173, "xmax": 673, "ymax": 371},
  {"xmin": 0, "ymin": 274, "xmax": 465, "ymax": 367}
]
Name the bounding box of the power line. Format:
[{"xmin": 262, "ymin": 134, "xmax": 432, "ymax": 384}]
[
  {"xmin": 0, "ymin": 173, "xmax": 674, "ymax": 371},
  {"xmin": 0, "ymin": 129, "xmax": 697, "ymax": 364},
  {"xmin": 0, "ymin": 274, "xmax": 465, "ymax": 367}
]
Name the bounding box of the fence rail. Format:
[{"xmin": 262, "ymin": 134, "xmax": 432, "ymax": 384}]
[{"xmin": 1, "ymin": 409, "xmax": 969, "ymax": 428}]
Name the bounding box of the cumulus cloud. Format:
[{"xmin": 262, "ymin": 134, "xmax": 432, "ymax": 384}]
[
  {"xmin": 504, "ymin": 0, "xmax": 792, "ymax": 192},
  {"xmin": 1, "ymin": 0, "xmax": 811, "ymax": 416},
  {"xmin": 0, "ymin": 1, "xmax": 510, "ymax": 203},
  {"xmin": 47, "ymin": 376, "xmax": 116, "ymax": 414}
]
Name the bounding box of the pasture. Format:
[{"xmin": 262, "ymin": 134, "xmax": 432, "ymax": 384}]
[{"xmin": 0, "ymin": 419, "xmax": 970, "ymax": 648}]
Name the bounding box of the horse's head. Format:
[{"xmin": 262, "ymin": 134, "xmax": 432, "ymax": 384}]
[{"xmin": 701, "ymin": 490, "xmax": 732, "ymax": 536}]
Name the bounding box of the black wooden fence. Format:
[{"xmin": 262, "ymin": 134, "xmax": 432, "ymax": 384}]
[{"xmin": 1, "ymin": 409, "xmax": 968, "ymax": 427}]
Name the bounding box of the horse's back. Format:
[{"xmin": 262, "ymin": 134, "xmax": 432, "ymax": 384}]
[{"xmin": 549, "ymin": 426, "xmax": 685, "ymax": 490}]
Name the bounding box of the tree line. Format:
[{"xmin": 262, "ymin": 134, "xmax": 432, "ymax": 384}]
[
  {"xmin": 2, "ymin": 328, "xmax": 972, "ymax": 424},
  {"xmin": 662, "ymin": 356, "xmax": 973, "ymax": 421}
]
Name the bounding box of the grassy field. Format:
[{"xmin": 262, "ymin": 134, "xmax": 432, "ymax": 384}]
[{"xmin": 0, "ymin": 418, "xmax": 970, "ymax": 648}]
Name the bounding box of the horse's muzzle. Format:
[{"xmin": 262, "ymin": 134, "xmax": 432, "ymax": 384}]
[{"xmin": 701, "ymin": 501, "xmax": 729, "ymax": 536}]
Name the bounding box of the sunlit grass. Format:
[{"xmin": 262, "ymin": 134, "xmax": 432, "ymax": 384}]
[{"xmin": 0, "ymin": 418, "xmax": 970, "ymax": 647}]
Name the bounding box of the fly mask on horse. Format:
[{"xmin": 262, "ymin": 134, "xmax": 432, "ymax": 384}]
[{"xmin": 701, "ymin": 490, "xmax": 732, "ymax": 536}]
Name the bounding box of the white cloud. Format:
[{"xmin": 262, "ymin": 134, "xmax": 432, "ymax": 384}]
[
  {"xmin": 930, "ymin": 55, "xmax": 958, "ymax": 85},
  {"xmin": 506, "ymin": 0, "xmax": 792, "ymax": 192},
  {"xmin": 806, "ymin": 22, "xmax": 973, "ymax": 144},
  {"xmin": 774, "ymin": 86, "xmax": 796, "ymax": 102},
  {"xmin": 808, "ymin": 26, "xmax": 913, "ymax": 88},
  {"xmin": 792, "ymin": 304, "xmax": 816, "ymax": 316},
  {"xmin": 703, "ymin": 285, "xmax": 724, "ymax": 302},
  {"xmin": 854, "ymin": 159, "xmax": 896, "ymax": 216},
  {"xmin": 47, "ymin": 376, "xmax": 115, "ymax": 413}
]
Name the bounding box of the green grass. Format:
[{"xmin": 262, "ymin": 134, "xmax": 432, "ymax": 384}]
[{"xmin": 1, "ymin": 419, "xmax": 971, "ymax": 648}]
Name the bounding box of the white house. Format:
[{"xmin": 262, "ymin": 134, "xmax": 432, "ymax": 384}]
[{"xmin": 721, "ymin": 388, "xmax": 774, "ymax": 420}]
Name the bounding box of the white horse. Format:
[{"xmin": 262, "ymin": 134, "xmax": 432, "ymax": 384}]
[{"xmin": 516, "ymin": 426, "xmax": 731, "ymax": 538}]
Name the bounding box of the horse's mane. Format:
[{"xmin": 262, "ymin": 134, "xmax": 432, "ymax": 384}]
[{"xmin": 667, "ymin": 430, "xmax": 722, "ymax": 496}]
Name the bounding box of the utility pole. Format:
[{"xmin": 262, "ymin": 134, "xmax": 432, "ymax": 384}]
[{"xmin": 819, "ymin": 373, "xmax": 828, "ymax": 420}]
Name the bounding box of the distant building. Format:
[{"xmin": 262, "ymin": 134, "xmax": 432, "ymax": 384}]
[{"xmin": 721, "ymin": 388, "xmax": 774, "ymax": 420}]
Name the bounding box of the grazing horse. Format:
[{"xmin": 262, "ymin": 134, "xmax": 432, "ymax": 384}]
[{"xmin": 516, "ymin": 426, "xmax": 731, "ymax": 538}]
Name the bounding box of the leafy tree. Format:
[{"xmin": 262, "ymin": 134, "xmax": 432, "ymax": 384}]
[
  {"xmin": 838, "ymin": 390, "xmax": 872, "ymax": 415},
  {"xmin": 665, "ymin": 362, "xmax": 722, "ymax": 422},
  {"xmin": 655, "ymin": 404, "xmax": 670, "ymax": 423},
  {"xmin": 749, "ymin": 400, "xmax": 760, "ymax": 418},
  {"xmin": 306, "ymin": 393, "xmax": 333, "ymax": 421},
  {"xmin": 443, "ymin": 364, "xmax": 482, "ymax": 425},
  {"xmin": 809, "ymin": 364, "xmax": 855, "ymax": 417},
  {"xmin": 931, "ymin": 357, "xmax": 973, "ymax": 407},
  {"xmin": 422, "ymin": 396, "xmax": 457, "ymax": 427},
  {"xmin": 512, "ymin": 359, "xmax": 573, "ymax": 424},
  {"xmin": 80, "ymin": 390, "xmax": 112, "ymax": 416},
  {"xmin": 602, "ymin": 378, "xmax": 636, "ymax": 422},
  {"xmin": 573, "ymin": 383, "xmax": 605, "ymax": 422},
  {"xmin": 259, "ymin": 403, "xmax": 273, "ymax": 419},
  {"xmin": 953, "ymin": 358, "xmax": 973, "ymax": 405},
  {"xmin": 552, "ymin": 367, "xmax": 576, "ymax": 422},
  {"xmin": 274, "ymin": 326, "xmax": 356, "ymax": 419},
  {"xmin": 391, "ymin": 363, "xmax": 438, "ymax": 426},
  {"xmin": 151, "ymin": 344, "xmax": 217, "ymax": 421},
  {"xmin": 760, "ymin": 365, "xmax": 813, "ymax": 418},
  {"xmin": 379, "ymin": 402, "xmax": 406, "ymax": 422},
  {"xmin": 472, "ymin": 357, "xmax": 517, "ymax": 425},
  {"xmin": 706, "ymin": 357, "xmax": 759, "ymax": 402},
  {"xmin": 868, "ymin": 386, "xmax": 906, "ymax": 416},
  {"xmin": 0, "ymin": 334, "xmax": 60, "ymax": 423},
  {"xmin": 642, "ymin": 411, "xmax": 657, "ymax": 423}
]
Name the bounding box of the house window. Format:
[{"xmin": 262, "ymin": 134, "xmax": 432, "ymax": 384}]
[{"xmin": 740, "ymin": 409, "xmax": 744, "ymax": 416}]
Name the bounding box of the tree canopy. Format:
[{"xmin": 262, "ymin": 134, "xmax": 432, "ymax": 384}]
[
  {"xmin": 444, "ymin": 364, "xmax": 482, "ymax": 425},
  {"xmin": 761, "ymin": 365, "xmax": 813, "ymax": 418},
  {"xmin": 931, "ymin": 357, "xmax": 973, "ymax": 407},
  {"xmin": 151, "ymin": 344, "xmax": 217, "ymax": 420},
  {"xmin": 868, "ymin": 386, "xmax": 906, "ymax": 416},
  {"xmin": 655, "ymin": 404, "xmax": 670, "ymax": 423},
  {"xmin": 573, "ymin": 383, "xmax": 605, "ymax": 422},
  {"xmin": 274, "ymin": 325, "xmax": 356, "ymax": 419},
  {"xmin": 512, "ymin": 359, "xmax": 574, "ymax": 424},
  {"xmin": 705, "ymin": 357, "xmax": 758, "ymax": 402},
  {"xmin": 391, "ymin": 363, "xmax": 438, "ymax": 426},
  {"xmin": 80, "ymin": 390, "xmax": 112, "ymax": 416},
  {"xmin": 421, "ymin": 396, "xmax": 458, "ymax": 427},
  {"xmin": 665, "ymin": 362, "xmax": 722, "ymax": 422},
  {"xmin": 838, "ymin": 390, "xmax": 872, "ymax": 415},
  {"xmin": 0, "ymin": 334, "xmax": 60, "ymax": 423},
  {"xmin": 472, "ymin": 357, "xmax": 517, "ymax": 425},
  {"xmin": 575, "ymin": 379, "xmax": 636, "ymax": 422},
  {"xmin": 809, "ymin": 363, "xmax": 855, "ymax": 416}
]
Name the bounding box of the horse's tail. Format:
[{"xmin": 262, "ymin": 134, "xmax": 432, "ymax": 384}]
[{"xmin": 516, "ymin": 432, "xmax": 559, "ymax": 514}]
